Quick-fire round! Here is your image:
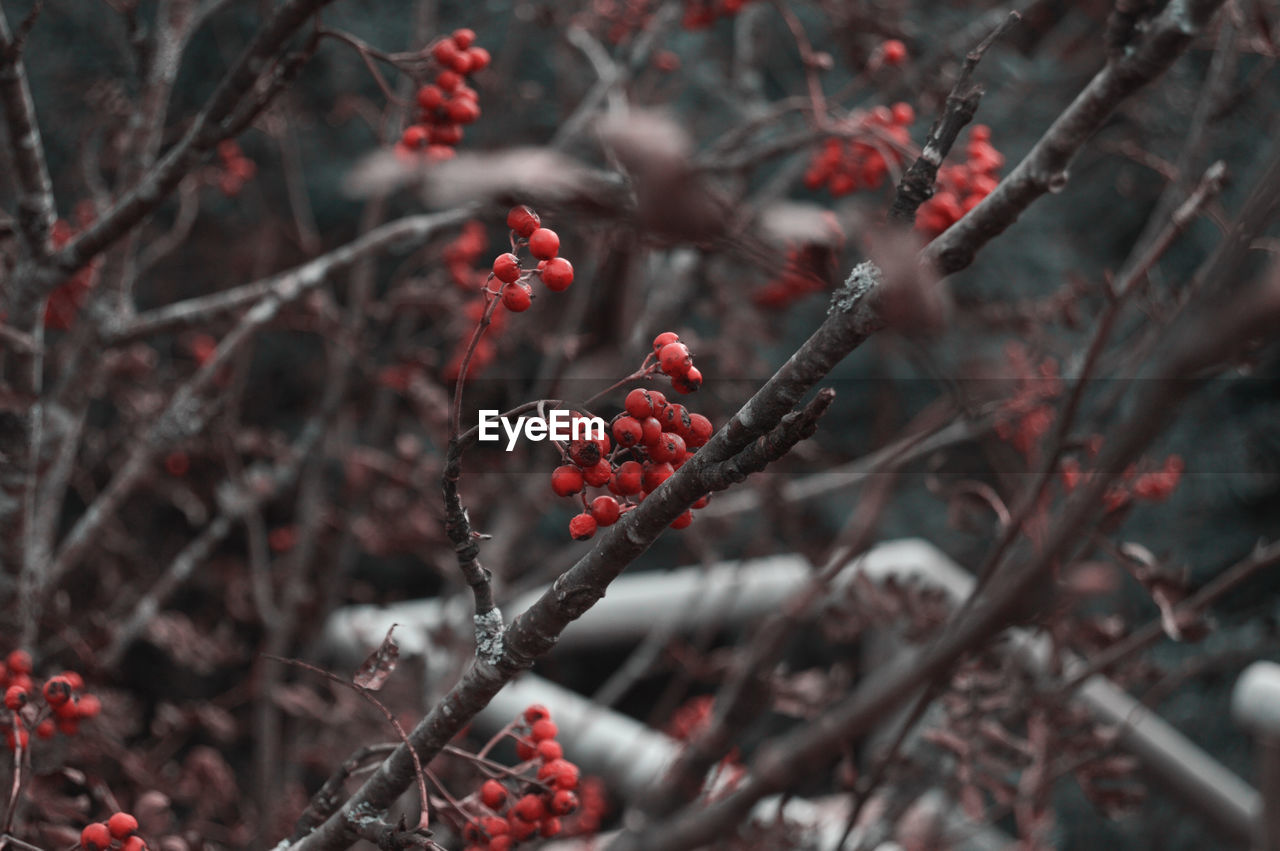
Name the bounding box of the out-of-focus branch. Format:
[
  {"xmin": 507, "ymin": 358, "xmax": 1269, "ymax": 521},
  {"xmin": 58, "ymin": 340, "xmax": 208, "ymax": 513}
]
[
  {"xmin": 923, "ymin": 0, "xmax": 1227, "ymax": 275},
  {"xmin": 0, "ymin": 0, "xmax": 54, "ymax": 260}
]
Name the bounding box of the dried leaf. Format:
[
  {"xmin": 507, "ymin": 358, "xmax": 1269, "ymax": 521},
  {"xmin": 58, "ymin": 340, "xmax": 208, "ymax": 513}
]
[{"xmin": 354, "ymin": 624, "xmax": 400, "ymax": 691}]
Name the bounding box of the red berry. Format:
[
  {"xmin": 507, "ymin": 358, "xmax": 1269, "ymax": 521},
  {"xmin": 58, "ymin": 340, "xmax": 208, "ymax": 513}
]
[
  {"xmin": 612, "ymin": 417, "xmax": 643, "ymax": 447},
  {"xmin": 671, "ymin": 510, "xmax": 693, "ymax": 529},
  {"xmin": 642, "ymin": 462, "xmax": 674, "ymax": 492},
  {"xmin": 5, "ymin": 727, "xmax": 27, "ymax": 750},
  {"xmin": 81, "ymin": 823, "xmax": 112, "ymax": 851},
  {"xmin": 541, "ymin": 257, "xmax": 574, "ymax": 291},
  {"xmin": 891, "ymin": 102, "xmax": 915, "ymax": 125},
  {"xmin": 42, "ymin": 677, "xmax": 72, "ymax": 707},
  {"xmin": 671, "ymin": 365, "xmax": 702, "ymax": 394},
  {"xmin": 34, "ymin": 719, "xmax": 54, "ymax": 739},
  {"xmin": 528, "ymin": 228, "xmax": 560, "ymax": 260},
  {"xmin": 121, "ymin": 838, "xmax": 148, "ymax": 851},
  {"xmin": 686, "ymin": 413, "xmax": 713, "ymax": 447},
  {"xmin": 590, "ymin": 496, "xmax": 621, "ymax": 526},
  {"xmin": 652, "ymin": 331, "xmax": 680, "ymax": 353},
  {"xmin": 582, "ymin": 459, "xmax": 612, "ymax": 488},
  {"xmin": 508, "ymin": 817, "xmax": 538, "ymax": 841},
  {"xmin": 625, "ymin": 388, "xmax": 654, "ymax": 419},
  {"xmin": 507, "ymin": 205, "xmax": 540, "ymax": 237},
  {"xmin": 76, "ymin": 694, "xmax": 101, "ymax": 719},
  {"xmin": 649, "ymin": 433, "xmax": 682, "ymax": 463},
  {"xmin": 658, "ymin": 343, "xmax": 692, "ymax": 377},
  {"xmin": 550, "ymin": 789, "xmax": 580, "ymax": 815},
  {"xmin": 524, "ymin": 704, "xmax": 551, "ymax": 723},
  {"xmin": 660, "ymin": 403, "xmax": 690, "ymax": 434},
  {"xmin": 551, "ymin": 465, "xmax": 585, "ymax": 497},
  {"xmin": 452, "ymin": 28, "xmax": 477, "ymax": 49},
  {"xmin": 481, "ymin": 817, "xmax": 509, "ymax": 837},
  {"xmin": 536, "ymin": 739, "xmax": 563, "ymax": 761},
  {"xmin": 501, "ymin": 283, "xmax": 532, "ymax": 312},
  {"xmin": 567, "ymin": 438, "xmax": 603, "ymax": 468},
  {"xmin": 611, "ymin": 461, "xmax": 643, "ymax": 495},
  {"xmin": 447, "ymin": 97, "xmax": 481, "ymax": 124},
  {"xmin": 431, "ymin": 123, "xmax": 463, "ymax": 146},
  {"xmin": 468, "ymin": 46, "xmax": 492, "ymax": 71},
  {"xmin": 880, "ymin": 39, "xmax": 907, "ymax": 65},
  {"xmin": 488, "ymin": 838, "xmax": 511, "ymax": 851},
  {"xmin": 569, "ymin": 513, "xmax": 597, "ymax": 540},
  {"xmin": 514, "ymin": 794, "xmax": 545, "ymax": 822},
  {"xmin": 639, "ymin": 417, "xmax": 663, "ymax": 446},
  {"xmin": 531, "ymin": 718, "xmax": 558, "ymax": 741},
  {"xmin": 436, "ymin": 70, "xmax": 462, "ymax": 92},
  {"xmin": 970, "ymin": 124, "xmax": 991, "ymax": 143},
  {"xmin": 692, "ymin": 493, "xmax": 711, "ymax": 509},
  {"xmin": 61, "ymin": 671, "xmax": 84, "ymax": 690},
  {"xmin": 480, "ymin": 779, "xmax": 507, "ymax": 809},
  {"xmin": 4, "ymin": 685, "xmax": 26, "ymax": 710},
  {"xmin": 57, "ymin": 716, "xmax": 79, "ymax": 736},
  {"xmin": 492, "ymin": 253, "xmax": 521, "ymax": 283},
  {"xmin": 432, "ymin": 38, "xmax": 461, "ymax": 66},
  {"xmin": 539, "ymin": 817, "xmax": 562, "ymax": 837},
  {"xmin": 108, "ymin": 813, "xmax": 139, "ymax": 839},
  {"xmin": 417, "ymin": 84, "xmax": 444, "ymax": 110},
  {"xmin": 515, "ymin": 739, "xmax": 536, "ymax": 761}
]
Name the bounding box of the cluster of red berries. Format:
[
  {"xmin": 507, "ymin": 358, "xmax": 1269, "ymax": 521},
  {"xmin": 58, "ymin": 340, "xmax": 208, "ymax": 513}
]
[
  {"xmin": 751, "ymin": 242, "xmax": 838, "ymax": 310},
  {"xmin": 461, "ymin": 705, "xmax": 581, "ymax": 851},
  {"xmin": 681, "ymin": 0, "xmax": 753, "ymax": 29},
  {"xmin": 45, "ymin": 202, "xmax": 101, "ymax": 331},
  {"xmin": 215, "ymin": 140, "xmax": 256, "ymax": 197},
  {"xmin": 397, "ymin": 28, "xmax": 490, "ymax": 160},
  {"xmin": 551, "ymin": 334, "xmax": 713, "ymax": 540},
  {"xmin": 803, "ymin": 104, "xmax": 915, "ymax": 197},
  {"xmin": 665, "ymin": 695, "xmax": 714, "ymax": 741},
  {"xmin": 79, "ymin": 812, "xmax": 145, "ymax": 851},
  {"xmin": 915, "ymin": 125, "xmax": 1003, "ymax": 237},
  {"xmin": 1062, "ymin": 450, "xmax": 1185, "ymax": 510},
  {"xmin": 993, "ymin": 343, "xmax": 1062, "ymax": 459},
  {"xmin": 1, "ymin": 650, "xmax": 100, "ymax": 750},
  {"xmin": 490, "ymin": 205, "xmax": 575, "ymax": 312}
]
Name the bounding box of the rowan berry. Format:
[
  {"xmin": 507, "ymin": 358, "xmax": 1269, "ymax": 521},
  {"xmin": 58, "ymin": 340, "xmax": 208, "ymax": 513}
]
[
  {"xmin": 891, "ymin": 102, "xmax": 915, "ymax": 125},
  {"xmin": 492, "ymin": 253, "xmax": 521, "ymax": 283},
  {"xmin": 583, "ymin": 460, "xmax": 612, "ymax": 488},
  {"xmin": 81, "ymin": 823, "xmax": 112, "ymax": 851},
  {"xmin": 6, "ymin": 651, "xmax": 31, "ymax": 675},
  {"xmin": 43, "ymin": 677, "xmax": 72, "ymax": 707},
  {"xmin": 488, "ymin": 838, "xmax": 511, "ymax": 851},
  {"xmin": 524, "ymin": 704, "xmax": 551, "ymax": 723},
  {"xmin": 639, "ymin": 417, "xmax": 663, "ymax": 446},
  {"xmin": 569, "ymin": 513, "xmax": 597, "ymax": 540},
  {"xmin": 508, "ymin": 817, "xmax": 538, "ymax": 841},
  {"xmin": 540, "ymin": 257, "xmax": 574, "ymax": 291},
  {"xmin": 612, "ymin": 416, "xmax": 643, "ymax": 447},
  {"xmin": 452, "ymin": 28, "xmax": 476, "ymax": 49},
  {"xmin": 692, "ymin": 494, "xmax": 711, "ymax": 509},
  {"xmin": 686, "ymin": 413, "xmax": 713, "ymax": 447},
  {"xmin": 590, "ymin": 496, "xmax": 621, "ymax": 527},
  {"xmin": 611, "ymin": 461, "xmax": 643, "ymax": 495},
  {"xmin": 77, "ymin": 694, "xmax": 101, "ymax": 718},
  {"xmin": 625, "ymin": 388, "xmax": 654, "ymax": 418},
  {"xmin": 539, "ymin": 817, "xmax": 562, "ymax": 838},
  {"xmin": 447, "ymin": 98, "xmax": 481, "ymax": 125},
  {"xmin": 480, "ymin": 779, "xmax": 507, "ymax": 809},
  {"xmin": 536, "ymin": 739, "xmax": 563, "ymax": 761},
  {"xmin": 436, "ymin": 70, "xmax": 462, "ymax": 92},
  {"xmin": 551, "ymin": 465, "xmax": 584, "ymax": 497},
  {"xmin": 515, "ymin": 739, "xmax": 536, "ymax": 761},
  {"xmin": 671, "ymin": 366, "xmax": 702, "ymax": 393},
  {"xmin": 501, "ymin": 283, "xmax": 532, "ymax": 312},
  {"xmin": 652, "ymin": 331, "xmax": 679, "ymax": 353},
  {"xmin": 507, "ymin": 205, "xmax": 540, "ymax": 237},
  {"xmin": 550, "ymin": 789, "xmax": 580, "ymax": 815},
  {"xmin": 567, "ymin": 438, "xmax": 602, "ymax": 468},
  {"xmin": 658, "ymin": 343, "xmax": 692, "ymax": 377},
  {"xmin": 108, "ymin": 813, "xmax": 139, "ymax": 839},
  {"xmin": 34, "ymin": 719, "xmax": 54, "ymax": 739},
  {"xmin": 514, "ymin": 794, "xmax": 545, "ymax": 822},
  {"xmin": 60, "ymin": 671, "xmax": 84, "ymax": 690},
  {"xmin": 671, "ymin": 510, "xmax": 693, "ymax": 529},
  {"xmin": 649, "ymin": 433, "xmax": 684, "ymax": 463},
  {"xmin": 57, "ymin": 717, "xmax": 79, "ymax": 736},
  {"xmin": 4, "ymin": 685, "xmax": 26, "ymax": 710},
  {"xmin": 642, "ymin": 461, "xmax": 674, "ymax": 493},
  {"xmin": 432, "ymin": 38, "xmax": 461, "ymax": 67},
  {"xmin": 528, "ymin": 228, "xmax": 560, "ymax": 260},
  {"xmin": 468, "ymin": 47, "xmax": 491, "ymax": 71},
  {"xmin": 121, "ymin": 838, "xmax": 148, "ymax": 851},
  {"xmin": 880, "ymin": 39, "xmax": 907, "ymax": 65},
  {"xmin": 531, "ymin": 718, "xmax": 559, "ymax": 742}
]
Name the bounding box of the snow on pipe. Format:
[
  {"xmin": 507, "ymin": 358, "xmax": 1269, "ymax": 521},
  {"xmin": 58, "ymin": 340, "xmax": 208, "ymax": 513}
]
[{"xmin": 322, "ymin": 538, "xmax": 1258, "ymax": 844}]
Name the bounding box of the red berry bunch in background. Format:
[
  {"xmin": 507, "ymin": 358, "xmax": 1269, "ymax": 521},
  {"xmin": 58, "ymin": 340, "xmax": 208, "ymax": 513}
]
[
  {"xmin": 751, "ymin": 238, "xmax": 840, "ymax": 310},
  {"xmin": 803, "ymin": 104, "xmax": 915, "ymax": 197},
  {"xmin": 460, "ymin": 705, "xmax": 582, "ymax": 850},
  {"xmin": 79, "ymin": 812, "xmax": 145, "ymax": 851},
  {"xmin": 215, "ymin": 139, "xmax": 256, "ymax": 197},
  {"xmin": 993, "ymin": 343, "xmax": 1062, "ymax": 459},
  {"xmin": 1, "ymin": 649, "xmax": 100, "ymax": 749},
  {"xmin": 681, "ymin": 0, "xmax": 753, "ymax": 30},
  {"xmin": 397, "ymin": 28, "xmax": 491, "ymax": 160},
  {"xmin": 44, "ymin": 202, "xmax": 102, "ymax": 331},
  {"xmin": 1062, "ymin": 450, "xmax": 1185, "ymax": 511},
  {"xmin": 552, "ymin": 333, "xmax": 714, "ymax": 540},
  {"xmin": 872, "ymin": 38, "xmax": 909, "ymax": 68},
  {"xmin": 915, "ymin": 124, "xmax": 1004, "ymax": 237}
]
